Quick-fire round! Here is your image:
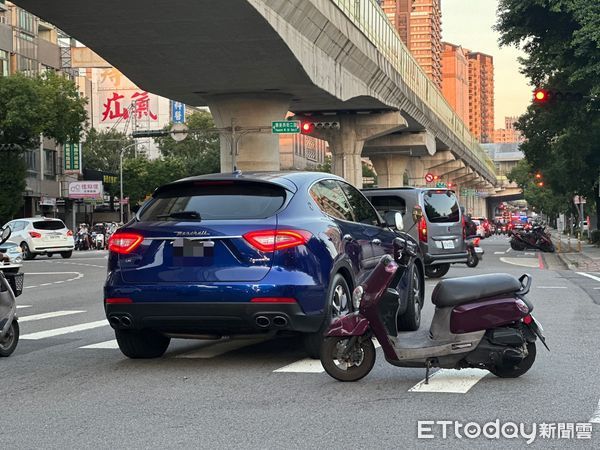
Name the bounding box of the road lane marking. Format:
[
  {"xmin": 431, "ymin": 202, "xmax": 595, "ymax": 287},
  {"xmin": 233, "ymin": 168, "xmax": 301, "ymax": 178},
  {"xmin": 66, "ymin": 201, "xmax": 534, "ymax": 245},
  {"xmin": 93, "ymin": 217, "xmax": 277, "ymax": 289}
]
[
  {"xmin": 494, "ymin": 252, "xmax": 505, "ymax": 255},
  {"xmin": 19, "ymin": 310, "xmax": 85, "ymax": 323},
  {"xmin": 500, "ymin": 257, "xmax": 539, "ymax": 268},
  {"xmin": 21, "ymin": 320, "xmax": 108, "ymax": 340},
  {"xmin": 538, "ymin": 253, "xmax": 545, "ymax": 269},
  {"xmin": 273, "ymin": 340, "xmax": 381, "ymax": 373},
  {"xmin": 577, "ymin": 272, "xmax": 600, "ymax": 283},
  {"xmin": 177, "ymin": 338, "xmax": 267, "ymax": 359},
  {"xmin": 590, "ymin": 399, "xmax": 600, "ymax": 423},
  {"xmin": 17, "ymin": 305, "xmax": 31, "ymax": 309},
  {"xmin": 408, "ymin": 368, "xmax": 488, "ymax": 393},
  {"xmin": 536, "ymin": 286, "xmax": 567, "ymax": 289},
  {"xmin": 80, "ymin": 340, "xmax": 119, "ymax": 349},
  {"xmin": 26, "ymin": 272, "xmax": 81, "ymax": 275}
]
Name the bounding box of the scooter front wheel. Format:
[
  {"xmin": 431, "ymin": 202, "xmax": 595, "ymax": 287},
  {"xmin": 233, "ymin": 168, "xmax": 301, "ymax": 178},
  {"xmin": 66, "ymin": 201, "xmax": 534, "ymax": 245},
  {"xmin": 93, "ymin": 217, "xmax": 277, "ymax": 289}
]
[
  {"xmin": 320, "ymin": 336, "xmax": 376, "ymax": 382},
  {"xmin": 0, "ymin": 320, "xmax": 19, "ymax": 357}
]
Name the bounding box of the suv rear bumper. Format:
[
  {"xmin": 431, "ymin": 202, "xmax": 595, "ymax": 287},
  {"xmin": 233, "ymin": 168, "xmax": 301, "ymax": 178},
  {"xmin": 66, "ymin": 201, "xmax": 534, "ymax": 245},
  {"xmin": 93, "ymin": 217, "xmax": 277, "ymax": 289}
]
[
  {"xmin": 105, "ymin": 302, "xmax": 325, "ymax": 336},
  {"xmin": 424, "ymin": 251, "xmax": 468, "ymax": 265}
]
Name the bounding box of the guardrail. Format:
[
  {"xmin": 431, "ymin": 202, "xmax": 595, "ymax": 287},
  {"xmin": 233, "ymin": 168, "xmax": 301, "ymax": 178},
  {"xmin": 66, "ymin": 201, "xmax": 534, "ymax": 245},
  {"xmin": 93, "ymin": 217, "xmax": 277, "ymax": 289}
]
[{"xmin": 331, "ymin": 0, "xmax": 496, "ymax": 179}]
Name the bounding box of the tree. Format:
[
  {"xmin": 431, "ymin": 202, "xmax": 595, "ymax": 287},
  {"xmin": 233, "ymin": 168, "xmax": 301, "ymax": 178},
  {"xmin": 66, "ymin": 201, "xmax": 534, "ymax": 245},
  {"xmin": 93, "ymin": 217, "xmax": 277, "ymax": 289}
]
[
  {"xmin": 82, "ymin": 128, "xmax": 134, "ymax": 174},
  {"xmin": 123, "ymin": 156, "xmax": 187, "ymax": 207},
  {"xmin": 154, "ymin": 111, "xmax": 220, "ymax": 176},
  {"xmin": 0, "ymin": 72, "xmax": 87, "ymax": 223},
  {"xmin": 496, "ymin": 0, "xmax": 600, "ymax": 227}
]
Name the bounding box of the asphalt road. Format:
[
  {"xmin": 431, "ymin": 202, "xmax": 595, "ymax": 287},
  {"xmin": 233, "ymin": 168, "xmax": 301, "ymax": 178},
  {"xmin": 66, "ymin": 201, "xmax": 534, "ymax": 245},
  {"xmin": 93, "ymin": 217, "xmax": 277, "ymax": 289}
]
[{"xmin": 2, "ymin": 238, "xmax": 599, "ymax": 449}]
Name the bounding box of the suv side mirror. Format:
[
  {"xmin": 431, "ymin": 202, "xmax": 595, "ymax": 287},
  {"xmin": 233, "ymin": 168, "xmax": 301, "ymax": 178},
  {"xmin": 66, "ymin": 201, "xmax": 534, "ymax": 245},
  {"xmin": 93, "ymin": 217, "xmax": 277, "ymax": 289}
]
[{"xmin": 1, "ymin": 226, "xmax": 11, "ymax": 245}]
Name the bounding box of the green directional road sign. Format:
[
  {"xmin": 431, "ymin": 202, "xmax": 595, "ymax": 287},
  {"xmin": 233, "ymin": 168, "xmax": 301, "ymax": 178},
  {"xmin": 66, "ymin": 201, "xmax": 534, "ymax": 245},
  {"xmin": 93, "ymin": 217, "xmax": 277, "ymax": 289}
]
[{"xmin": 272, "ymin": 120, "xmax": 301, "ymax": 134}]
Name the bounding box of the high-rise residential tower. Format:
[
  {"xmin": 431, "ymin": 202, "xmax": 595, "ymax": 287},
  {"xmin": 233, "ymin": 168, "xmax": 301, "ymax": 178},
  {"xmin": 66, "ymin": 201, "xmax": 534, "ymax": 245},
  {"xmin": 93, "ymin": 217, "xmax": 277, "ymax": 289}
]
[
  {"xmin": 466, "ymin": 51, "xmax": 494, "ymax": 143},
  {"xmin": 409, "ymin": 0, "xmax": 442, "ymax": 88},
  {"xmin": 441, "ymin": 42, "xmax": 469, "ymax": 124}
]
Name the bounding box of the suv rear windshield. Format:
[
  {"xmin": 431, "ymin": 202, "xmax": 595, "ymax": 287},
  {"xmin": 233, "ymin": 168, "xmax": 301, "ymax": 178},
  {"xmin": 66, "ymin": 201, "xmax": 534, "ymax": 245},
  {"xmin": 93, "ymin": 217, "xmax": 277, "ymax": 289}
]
[
  {"xmin": 32, "ymin": 220, "xmax": 66, "ymax": 230},
  {"xmin": 422, "ymin": 191, "xmax": 460, "ymax": 223},
  {"xmin": 366, "ymin": 195, "xmax": 407, "ymax": 215},
  {"xmin": 140, "ymin": 181, "xmax": 287, "ymax": 221}
]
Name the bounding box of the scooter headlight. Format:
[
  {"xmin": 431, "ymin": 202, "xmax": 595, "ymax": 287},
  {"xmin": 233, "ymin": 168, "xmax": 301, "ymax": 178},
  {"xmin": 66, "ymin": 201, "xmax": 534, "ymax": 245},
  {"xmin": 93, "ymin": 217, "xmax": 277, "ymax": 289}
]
[{"xmin": 352, "ymin": 286, "xmax": 364, "ymax": 309}]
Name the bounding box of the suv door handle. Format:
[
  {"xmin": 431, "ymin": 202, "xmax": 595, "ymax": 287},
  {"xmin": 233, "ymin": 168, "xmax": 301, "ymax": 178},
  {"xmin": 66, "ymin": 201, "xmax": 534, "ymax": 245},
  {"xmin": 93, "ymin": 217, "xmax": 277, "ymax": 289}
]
[
  {"xmin": 371, "ymin": 238, "xmax": 382, "ymax": 246},
  {"xmin": 343, "ymin": 234, "xmax": 354, "ymax": 242}
]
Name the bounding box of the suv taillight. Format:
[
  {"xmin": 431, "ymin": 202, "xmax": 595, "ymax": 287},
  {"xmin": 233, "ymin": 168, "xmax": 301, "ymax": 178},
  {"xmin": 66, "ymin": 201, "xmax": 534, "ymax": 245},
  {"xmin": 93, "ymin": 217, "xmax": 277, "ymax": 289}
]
[
  {"xmin": 243, "ymin": 229, "xmax": 312, "ymax": 252},
  {"xmin": 29, "ymin": 231, "xmax": 42, "ymax": 238},
  {"xmin": 108, "ymin": 233, "xmax": 143, "ymax": 254},
  {"xmin": 66, "ymin": 230, "xmax": 73, "ymax": 237},
  {"xmin": 418, "ymin": 217, "xmax": 428, "ymax": 243}
]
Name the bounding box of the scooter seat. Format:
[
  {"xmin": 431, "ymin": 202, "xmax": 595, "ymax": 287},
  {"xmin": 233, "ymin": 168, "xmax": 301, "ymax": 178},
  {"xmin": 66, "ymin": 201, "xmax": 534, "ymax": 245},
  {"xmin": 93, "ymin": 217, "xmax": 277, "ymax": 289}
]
[{"xmin": 432, "ymin": 273, "xmax": 522, "ymax": 308}]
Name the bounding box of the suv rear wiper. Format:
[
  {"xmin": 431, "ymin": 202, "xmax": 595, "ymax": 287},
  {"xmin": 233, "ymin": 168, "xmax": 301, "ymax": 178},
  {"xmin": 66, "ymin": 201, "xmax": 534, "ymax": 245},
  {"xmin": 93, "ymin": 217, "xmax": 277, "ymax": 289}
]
[{"xmin": 156, "ymin": 211, "xmax": 202, "ymax": 220}]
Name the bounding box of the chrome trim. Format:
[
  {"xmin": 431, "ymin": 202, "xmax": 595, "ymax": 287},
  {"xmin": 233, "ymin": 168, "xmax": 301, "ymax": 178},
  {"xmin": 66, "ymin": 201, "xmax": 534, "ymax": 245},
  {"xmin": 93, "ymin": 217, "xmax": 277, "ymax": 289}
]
[{"xmin": 143, "ymin": 235, "xmax": 243, "ymax": 241}]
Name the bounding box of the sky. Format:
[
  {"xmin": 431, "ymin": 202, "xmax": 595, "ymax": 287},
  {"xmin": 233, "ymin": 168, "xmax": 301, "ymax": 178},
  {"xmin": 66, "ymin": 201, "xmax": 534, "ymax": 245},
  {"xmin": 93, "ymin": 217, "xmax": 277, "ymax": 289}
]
[{"xmin": 441, "ymin": 0, "xmax": 531, "ymax": 129}]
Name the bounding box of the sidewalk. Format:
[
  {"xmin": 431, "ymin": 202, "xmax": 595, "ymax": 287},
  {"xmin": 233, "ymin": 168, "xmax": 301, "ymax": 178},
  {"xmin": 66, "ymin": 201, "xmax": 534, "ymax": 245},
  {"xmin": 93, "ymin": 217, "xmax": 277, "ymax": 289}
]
[{"xmin": 549, "ymin": 229, "xmax": 600, "ymax": 272}]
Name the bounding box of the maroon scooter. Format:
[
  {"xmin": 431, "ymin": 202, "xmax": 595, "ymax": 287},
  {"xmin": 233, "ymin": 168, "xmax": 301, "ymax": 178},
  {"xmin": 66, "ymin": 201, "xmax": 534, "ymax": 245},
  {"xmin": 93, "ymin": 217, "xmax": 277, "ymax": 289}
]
[{"xmin": 320, "ymin": 237, "xmax": 548, "ymax": 382}]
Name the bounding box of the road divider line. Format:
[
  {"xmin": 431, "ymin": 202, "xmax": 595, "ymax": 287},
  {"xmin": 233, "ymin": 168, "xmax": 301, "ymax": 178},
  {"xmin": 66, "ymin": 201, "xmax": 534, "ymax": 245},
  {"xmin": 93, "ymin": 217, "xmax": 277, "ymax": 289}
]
[
  {"xmin": 19, "ymin": 310, "xmax": 85, "ymax": 323},
  {"xmin": 536, "ymin": 286, "xmax": 567, "ymax": 289},
  {"xmin": 590, "ymin": 399, "xmax": 600, "ymax": 423},
  {"xmin": 80, "ymin": 340, "xmax": 119, "ymax": 349},
  {"xmin": 176, "ymin": 338, "xmax": 267, "ymax": 359},
  {"xmin": 577, "ymin": 272, "xmax": 600, "ymax": 283},
  {"xmin": 408, "ymin": 368, "xmax": 488, "ymax": 393},
  {"xmin": 494, "ymin": 252, "xmax": 505, "ymax": 255},
  {"xmin": 500, "ymin": 257, "xmax": 539, "ymax": 268},
  {"xmin": 16, "ymin": 305, "xmax": 31, "ymax": 309},
  {"xmin": 21, "ymin": 320, "xmax": 108, "ymax": 340}
]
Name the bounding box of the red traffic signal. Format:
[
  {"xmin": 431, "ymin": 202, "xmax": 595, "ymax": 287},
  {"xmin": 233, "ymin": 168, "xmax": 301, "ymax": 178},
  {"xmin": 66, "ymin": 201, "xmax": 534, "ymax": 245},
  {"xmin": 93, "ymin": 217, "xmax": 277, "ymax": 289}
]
[
  {"xmin": 533, "ymin": 89, "xmax": 549, "ymax": 103},
  {"xmin": 301, "ymin": 121, "xmax": 315, "ymax": 134}
]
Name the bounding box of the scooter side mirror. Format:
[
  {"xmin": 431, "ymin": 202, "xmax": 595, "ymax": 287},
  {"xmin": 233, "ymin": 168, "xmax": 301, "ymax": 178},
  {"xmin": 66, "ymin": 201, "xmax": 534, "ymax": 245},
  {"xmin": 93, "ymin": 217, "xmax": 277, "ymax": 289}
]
[{"xmin": 0, "ymin": 226, "xmax": 11, "ymax": 245}]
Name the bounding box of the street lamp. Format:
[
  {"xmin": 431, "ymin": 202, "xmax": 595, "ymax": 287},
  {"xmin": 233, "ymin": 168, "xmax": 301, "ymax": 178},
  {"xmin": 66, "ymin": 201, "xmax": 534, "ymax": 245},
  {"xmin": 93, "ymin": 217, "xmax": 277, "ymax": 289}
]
[{"xmin": 119, "ymin": 142, "xmax": 140, "ymax": 223}]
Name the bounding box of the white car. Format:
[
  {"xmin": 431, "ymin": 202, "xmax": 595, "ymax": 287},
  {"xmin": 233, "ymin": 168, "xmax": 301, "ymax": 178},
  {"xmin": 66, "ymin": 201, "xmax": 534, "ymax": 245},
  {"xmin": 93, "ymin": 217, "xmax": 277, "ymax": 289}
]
[{"xmin": 3, "ymin": 218, "xmax": 75, "ymax": 260}]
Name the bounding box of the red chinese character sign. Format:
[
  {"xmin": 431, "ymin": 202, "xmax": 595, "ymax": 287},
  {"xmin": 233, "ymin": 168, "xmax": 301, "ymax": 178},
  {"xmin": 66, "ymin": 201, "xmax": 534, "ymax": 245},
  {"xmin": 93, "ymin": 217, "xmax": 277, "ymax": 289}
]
[{"xmin": 101, "ymin": 91, "xmax": 158, "ymax": 123}]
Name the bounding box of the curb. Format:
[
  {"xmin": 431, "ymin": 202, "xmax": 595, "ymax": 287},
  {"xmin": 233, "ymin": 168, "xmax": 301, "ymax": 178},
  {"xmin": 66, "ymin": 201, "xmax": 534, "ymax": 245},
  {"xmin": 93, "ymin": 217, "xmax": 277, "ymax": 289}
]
[{"xmin": 555, "ymin": 252, "xmax": 578, "ymax": 271}]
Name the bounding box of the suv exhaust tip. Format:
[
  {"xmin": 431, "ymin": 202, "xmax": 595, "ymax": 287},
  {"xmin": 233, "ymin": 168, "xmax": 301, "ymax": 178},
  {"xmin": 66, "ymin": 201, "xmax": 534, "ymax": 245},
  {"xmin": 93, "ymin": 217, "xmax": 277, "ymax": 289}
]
[
  {"xmin": 272, "ymin": 316, "xmax": 288, "ymax": 327},
  {"xmin": 255, "ymin": 316, "xmax": 271, "ymax": 328}
]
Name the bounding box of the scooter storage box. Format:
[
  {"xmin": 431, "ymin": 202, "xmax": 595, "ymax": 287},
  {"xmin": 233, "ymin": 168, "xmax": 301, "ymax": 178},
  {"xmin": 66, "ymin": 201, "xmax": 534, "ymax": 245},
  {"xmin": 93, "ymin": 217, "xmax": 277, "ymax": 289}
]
[
  {"xmin": 450, "ymin": 297, "xmax": 525, "ymax": 334},
  {"xmin": 1, "ymin": 273, "xmax": 24, "ymax": 297}
]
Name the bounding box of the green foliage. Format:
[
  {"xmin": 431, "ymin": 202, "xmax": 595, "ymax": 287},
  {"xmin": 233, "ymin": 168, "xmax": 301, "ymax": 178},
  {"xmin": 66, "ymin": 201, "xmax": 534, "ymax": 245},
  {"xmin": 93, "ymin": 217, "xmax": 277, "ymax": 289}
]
[
  {"xmin": 496, "ymin": 0, "xmax": 600, "ymax": 225},
  {"xmin": 123, "ymin": 156, "xmax": 187, "ymax": 206},
  {"xmin": 315, "ymin": 155, "xmax": 332, "ymax": 173},
  {"xmin": 154, "ymin": 111, "xmax": 220, "ymax": 176},
  {"xmin": 0, "ymin": 72, "xmax": 87, "ymax": 222},
  {"xmin": 82, "ymin": 128, "xmax": 134, "ymax": 174}
]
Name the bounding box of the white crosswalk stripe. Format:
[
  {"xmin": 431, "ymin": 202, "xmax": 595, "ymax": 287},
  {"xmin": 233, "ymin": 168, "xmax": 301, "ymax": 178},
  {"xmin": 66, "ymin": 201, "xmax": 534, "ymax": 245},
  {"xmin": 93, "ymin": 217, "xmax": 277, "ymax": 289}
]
[
  {"xmin": 21, "ymin": 320, "xmax": 108, "ymax": 340},
  {"xmin": 19, "ymin": 310, "xmax": 85, "ymax": 323},
  {"xmin": 80, "ymin": 340, "xmax": 119, "ymax": 349},
  {"xmin": 408, "ymin": 368, "xmax": 488, "ymax": 393}
]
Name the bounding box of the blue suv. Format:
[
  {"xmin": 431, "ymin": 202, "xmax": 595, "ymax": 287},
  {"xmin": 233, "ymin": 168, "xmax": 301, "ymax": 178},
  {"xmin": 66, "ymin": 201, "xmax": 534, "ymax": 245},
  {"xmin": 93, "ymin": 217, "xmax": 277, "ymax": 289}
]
[{"xmin": 104, "ymin": 172, "xmax": 424, "ymax": 358}]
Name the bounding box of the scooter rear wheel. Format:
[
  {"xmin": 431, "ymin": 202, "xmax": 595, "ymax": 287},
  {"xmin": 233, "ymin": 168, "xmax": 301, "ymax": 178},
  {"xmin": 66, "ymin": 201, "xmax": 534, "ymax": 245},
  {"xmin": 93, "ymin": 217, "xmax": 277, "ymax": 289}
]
[
  {"xmin": 320, "ymin": 336, "xmax": 376, "ymax": 382},
  {"xmin": 489, "ymin": 342, "xmax": 536, "ymax": 378},
  {"xmin": 0, "ymin": 320, "xmax": 19, "ymax": 357},
  {"xmin": 466, "ymin": 249, "xmax": 479, "ymax": 268}
]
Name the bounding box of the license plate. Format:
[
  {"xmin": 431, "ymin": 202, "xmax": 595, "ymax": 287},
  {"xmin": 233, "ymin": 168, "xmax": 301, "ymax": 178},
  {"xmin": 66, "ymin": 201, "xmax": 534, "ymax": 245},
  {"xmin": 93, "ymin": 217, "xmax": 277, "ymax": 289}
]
[
  {"xmin": 442, "ymin": 240, "xmax": 455, "ymax": 249},
  {"xmin": 172, "ymin": 239, "xmax": 214, "ymax": 265}
]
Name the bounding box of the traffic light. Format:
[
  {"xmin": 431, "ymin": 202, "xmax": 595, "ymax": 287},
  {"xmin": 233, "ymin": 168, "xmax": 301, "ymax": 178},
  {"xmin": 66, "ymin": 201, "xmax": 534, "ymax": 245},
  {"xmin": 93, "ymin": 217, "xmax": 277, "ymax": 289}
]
[
  {"xmin": 533, "ymin": 89, "xmax": 549, "ymax": 103},
  {"xmin": 300, "ymin": 121, "xmax": 315, "ymax": 135},
  {"xmin": 534, "ymin": 172, "xmax": 544, "ymax": 187},
  {"xmin": 533, "ymin": 88, "xmax": 584, "ymax": 104},
  {"xmin": 300, "ymin": 120, "xmax": 340, "ymax": 134}
]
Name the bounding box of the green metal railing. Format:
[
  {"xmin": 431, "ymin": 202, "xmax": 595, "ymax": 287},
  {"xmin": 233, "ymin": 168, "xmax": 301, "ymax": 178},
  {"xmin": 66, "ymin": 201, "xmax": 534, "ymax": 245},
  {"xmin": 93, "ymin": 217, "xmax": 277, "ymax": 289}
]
[{"xmin": 331, "ymin": 0, "xmax": 496, "ymax": 178}]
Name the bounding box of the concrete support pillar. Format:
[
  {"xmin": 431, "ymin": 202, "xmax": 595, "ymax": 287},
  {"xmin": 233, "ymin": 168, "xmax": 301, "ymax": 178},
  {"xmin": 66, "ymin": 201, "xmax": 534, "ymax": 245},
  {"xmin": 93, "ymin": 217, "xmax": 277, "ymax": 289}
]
[
  {"xmin": 306, "ymin": 112, "xmax": 407, "ymax": 188},
  {"xmin": 369, "ymin": 154, "xmax": 411, "ymax": 188},
  {"xmin": 207, "ymin": 94, "xmax": 290, "ymax": 173}
]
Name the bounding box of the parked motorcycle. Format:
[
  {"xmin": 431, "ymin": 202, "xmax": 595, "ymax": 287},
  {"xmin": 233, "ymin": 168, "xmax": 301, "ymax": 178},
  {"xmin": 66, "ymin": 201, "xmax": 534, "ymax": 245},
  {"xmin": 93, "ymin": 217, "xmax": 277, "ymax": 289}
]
[
  {"xmin": 320, "ymin": 236, "xmax": 548, "ymax": 382},
  {"xmin": 510, "ymin": 226, "xmax": 554, "ymax": 252},
  {"xmin": 0, "ymin": 226, "xmax": 23, "ymax": 357}
]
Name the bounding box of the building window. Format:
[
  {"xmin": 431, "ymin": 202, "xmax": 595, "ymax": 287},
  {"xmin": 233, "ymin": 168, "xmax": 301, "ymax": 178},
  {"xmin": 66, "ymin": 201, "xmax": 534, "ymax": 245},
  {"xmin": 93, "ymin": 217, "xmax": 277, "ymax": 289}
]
[
  {"xmin": 25, "ymin": 149, "xmax": 37, "ymax": 173},
  {"xmin": 0, "ymin": 50, "xmax": 8, "ymax": 77},
  {"xmin": 44, "ymin": 149, "xmax": 56, "ymax": 178}
]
